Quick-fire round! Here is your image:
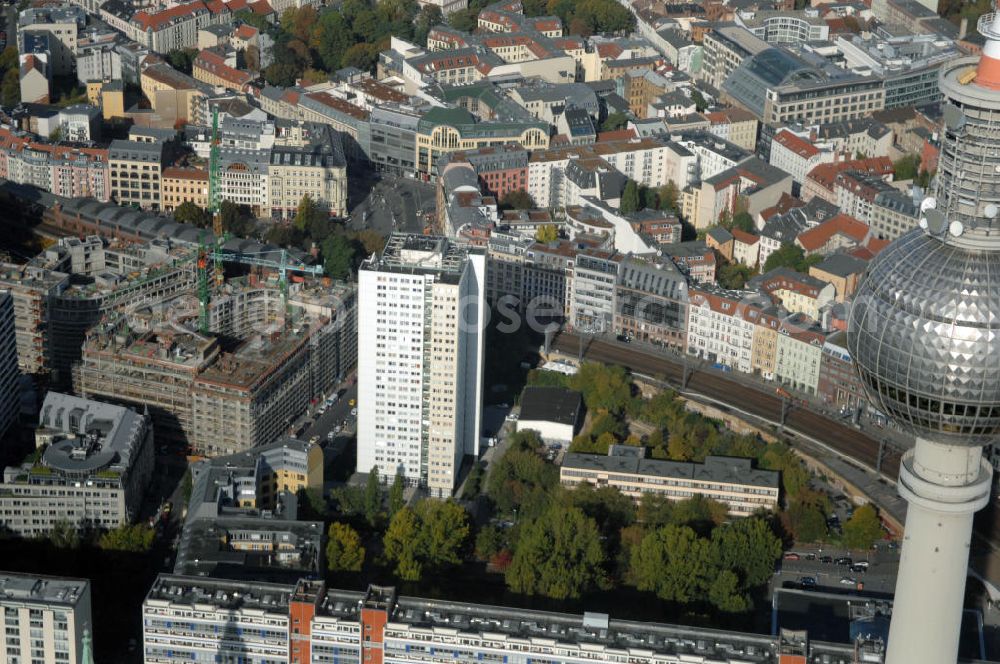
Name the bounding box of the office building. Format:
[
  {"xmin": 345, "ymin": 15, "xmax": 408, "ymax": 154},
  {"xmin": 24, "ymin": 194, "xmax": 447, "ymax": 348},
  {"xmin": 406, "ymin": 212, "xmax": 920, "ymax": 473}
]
[
  {"xmin": 174, "ymin": 439, "xmax": 324, "ymax": 579},
  {"xmin": 0, "ymin": 572, "xmax": 92, "ymax": 664},
  {"xmin": 561, "ymin": 447, "xmax": 779, "ymax": 517},
  {"xmin": 0, "ymin": 392, "xmax": 154, "ymax": 537},
  {"xmin": 357, "ymin": 234, "xmax": 486, "ymax": 497}
]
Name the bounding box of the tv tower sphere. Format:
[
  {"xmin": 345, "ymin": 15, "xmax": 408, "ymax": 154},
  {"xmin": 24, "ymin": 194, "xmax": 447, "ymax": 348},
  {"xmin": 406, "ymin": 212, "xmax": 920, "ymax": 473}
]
[{"xmin": 846, "ymin": 9, "xmax": 1000, "ymax": 664}]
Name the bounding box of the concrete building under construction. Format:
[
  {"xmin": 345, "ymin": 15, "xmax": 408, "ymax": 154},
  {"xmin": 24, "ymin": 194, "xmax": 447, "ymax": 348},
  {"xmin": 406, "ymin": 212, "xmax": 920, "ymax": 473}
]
[
  {"xmin": 74, "ymin": 278, "xmax": 356, "ymax": 455},
  {"xmin": 0, "ymin": 236, "xmax": 198, "ymax": 385}
]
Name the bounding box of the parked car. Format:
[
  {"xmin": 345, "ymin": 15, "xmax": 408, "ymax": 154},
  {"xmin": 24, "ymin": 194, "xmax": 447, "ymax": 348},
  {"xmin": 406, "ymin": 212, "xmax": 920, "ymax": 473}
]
[
  {"xmin": 804, "ymin": 553, "xmax": 817, "ymax": 561},
  {"xmin": 783, "ymin": 552, "xmax": 801, "ymax": 561},
  {"xmin": 839, "ymin": 576, "xmax": 858, "ymax": 586},
  {"xmin": 820, "ymin": 556, "xmax": 833, "ymax": 564},
  {"xmin": 799, "ymin": 576, "xmax": 817, "ymax": 587},
  {"xmin": 835, "ymin": 557, "xmax": 853, "ymax": 566}
]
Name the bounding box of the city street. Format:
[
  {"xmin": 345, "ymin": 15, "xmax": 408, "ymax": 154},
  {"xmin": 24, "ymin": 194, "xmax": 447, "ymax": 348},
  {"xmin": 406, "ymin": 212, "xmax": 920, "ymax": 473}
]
[{"xmin": 348, "ymin": 174, "xmax": 436, "ymax": 236}]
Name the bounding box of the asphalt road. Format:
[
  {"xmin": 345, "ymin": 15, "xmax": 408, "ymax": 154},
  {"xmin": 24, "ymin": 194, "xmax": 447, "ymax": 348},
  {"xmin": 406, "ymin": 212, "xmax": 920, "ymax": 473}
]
[{"xmin": 348, "ymin": 174, "xmax": 435, "ymax": 236}]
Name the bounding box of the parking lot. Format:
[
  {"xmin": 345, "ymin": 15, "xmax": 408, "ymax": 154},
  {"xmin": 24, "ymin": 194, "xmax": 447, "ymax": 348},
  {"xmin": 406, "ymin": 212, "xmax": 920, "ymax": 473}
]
[{"xmin": 773, "ymin": 543, "xmax": 900, "ymax": 596}]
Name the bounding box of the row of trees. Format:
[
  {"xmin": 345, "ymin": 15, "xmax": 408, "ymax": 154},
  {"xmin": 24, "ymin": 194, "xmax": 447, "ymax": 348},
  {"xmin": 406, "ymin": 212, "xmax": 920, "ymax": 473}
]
[
  {"xmin": 619, "ymin": 180, "xmax": 679, "ymax": 214},
  {"xmin": 0, "ymin": 46, "xmax": 19, "ymax": 109},
  {"xmin": 531, "ymin": 362, "xmax": 886, "ymax": 550},
  {"xmin": 481, "ymin": 430, "xmax": 785, "ymax": 608},
  {"xmin": 38, "ymin": 521, "xmax": 157, "ymax": 553}
]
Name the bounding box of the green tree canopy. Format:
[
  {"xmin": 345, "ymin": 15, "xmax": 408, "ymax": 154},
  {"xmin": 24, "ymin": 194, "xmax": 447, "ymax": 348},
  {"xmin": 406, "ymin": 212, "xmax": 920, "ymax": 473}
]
[
  {"xmin": 630, "ymin": 524, "xmax": 711, "ymax": 602},
  {"xmin": 173, "ymin": 201, "xmax": 211, "ymax": 228},
  {"xmin": 388, "ymin": 473, "xmax": 405, "ymax": 518},
  {"xmin": 893, "ymin": 154, "xmax": 920, "ymax": 181},
  {"xmin": 709, "ymin": 517, "xmax": 782, "ymax": 588},
  {"xmin": 326, "ymin": 522, "xmax": 365, "ymax": 572},
  {"xmin": 762, "ymin": 244, "xmax": 819, "ymax": 273},
  {"xmin": 500, "ymin": 190, "xmax": 536, "ymax": 210},
  {"xmin": 600, "ymin": 111, "xmax": 629, "ymax": 132},
  {"xmin": 718, "ymin": 263, "xmax": 752, "ymax": 290},
  {"xmin": 98, "ymin": 524, "xmax": 155, "ymax": 552},
  {"xmin": 506, "ymin": 506, "xmax": 606, "ymax": 599},
  {"xmin": 569, "ymin": 362, "xmax": 632, "ymax": 414},
  {"xmin": 322, "ymin": 234, "xmax": 357, "ymax": 280},
  {"xmin": 535, "ymin": 224, "xmax": 558, "ymax": 243},
  {"xmin": 485, "ymin": 430, "xmax": 558, "ymax": 518},
  {"xmin": 364, "ymin": 466, "xmax": 382, "ymax": 527},
  {"xmin": 731, "ymin": 211, "xmax": 755, "ymax": 233},
  {"xmin": 383, "ymin": 500, "xmax": 471, "ymax": 581},
  {"xmin": 657, "ymin": 181, "xmax": 679, "ymax": 211},
  {"xmin": 843, "ymin": 504, "xmax": 883, "ymax": 550},
  {"xmin": 620, "ymin": 180, "xmax": 641, "ymax": 213}
]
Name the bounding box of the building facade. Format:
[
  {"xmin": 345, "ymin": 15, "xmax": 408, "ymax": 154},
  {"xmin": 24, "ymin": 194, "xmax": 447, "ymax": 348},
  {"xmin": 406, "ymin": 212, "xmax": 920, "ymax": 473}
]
[
  {"xmin": 0, "ymin": 572, "xmax": 92, "ymax": 664},
  {"xmin": 357, "ymin": 234, "xmax": 486, "ymax": 497}
]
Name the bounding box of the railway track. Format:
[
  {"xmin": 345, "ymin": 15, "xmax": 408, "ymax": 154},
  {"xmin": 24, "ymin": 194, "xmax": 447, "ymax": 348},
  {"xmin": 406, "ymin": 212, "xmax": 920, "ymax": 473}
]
[{"xmin": 548, "ymin": 333, "xmax": 1000, "ymax": 555}]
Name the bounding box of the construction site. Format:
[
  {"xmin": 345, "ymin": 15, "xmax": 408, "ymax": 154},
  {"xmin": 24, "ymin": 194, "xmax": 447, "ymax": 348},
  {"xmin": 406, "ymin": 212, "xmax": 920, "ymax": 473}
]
[{"xmin": 0, "ymin": 230, "xmax": 356, "ymax": 456}]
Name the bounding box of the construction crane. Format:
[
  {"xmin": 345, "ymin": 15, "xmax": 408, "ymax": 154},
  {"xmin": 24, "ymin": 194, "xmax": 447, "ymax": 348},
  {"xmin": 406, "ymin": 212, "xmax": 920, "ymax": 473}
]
[
  {"xmin": 208, "ymin": 107, "xmax": 224, "ymax": 287},
  {"xmin": 209, "ymin": 247, "xmax": 324, "ymax": 322}
]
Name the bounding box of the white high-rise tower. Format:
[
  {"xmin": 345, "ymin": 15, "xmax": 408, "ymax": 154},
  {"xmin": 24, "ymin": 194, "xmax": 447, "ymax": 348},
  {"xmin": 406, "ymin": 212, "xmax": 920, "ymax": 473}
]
[
  {"xmin": 848, "ymin": 9, "xmax": 1000, "ymax": 664},
  {"xmin": 357, "ymin": 234, "xmax": 486, "ymax": 497}
]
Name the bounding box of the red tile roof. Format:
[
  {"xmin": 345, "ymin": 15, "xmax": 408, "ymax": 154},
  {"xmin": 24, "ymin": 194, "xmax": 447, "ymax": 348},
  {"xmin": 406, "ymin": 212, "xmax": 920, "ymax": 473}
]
[
  {"xmin": 796, "ymin": 213, "xmax": 869, "ymax": 252},
  {"xmin": 732, "ymin": 228, "xmax": 759, "ymax": 245},
  {"xmin": 773, "ymin": 130, "xmax": 819, "ymax": 159}
]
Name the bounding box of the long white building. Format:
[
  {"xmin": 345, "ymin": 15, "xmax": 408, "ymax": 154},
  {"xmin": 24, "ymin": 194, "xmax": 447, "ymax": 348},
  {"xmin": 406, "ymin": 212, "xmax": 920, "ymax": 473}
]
[{"xmin": 357, "ymin": 234, "xmax": 485, "ymax": 497}]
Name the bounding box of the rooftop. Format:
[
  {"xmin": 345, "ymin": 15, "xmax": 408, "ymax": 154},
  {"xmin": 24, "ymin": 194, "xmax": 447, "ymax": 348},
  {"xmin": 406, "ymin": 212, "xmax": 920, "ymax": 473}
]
[
  {"xmin": 518, "ymin": 387, "xmax": 583, "ymax": 426},
  {"xmin": 562, "ymin": 451, "xmax": 780, "ymax": 489},
  {"xmin": 0, "ymin": 573, "xmax": 89, "ymax": 607}
]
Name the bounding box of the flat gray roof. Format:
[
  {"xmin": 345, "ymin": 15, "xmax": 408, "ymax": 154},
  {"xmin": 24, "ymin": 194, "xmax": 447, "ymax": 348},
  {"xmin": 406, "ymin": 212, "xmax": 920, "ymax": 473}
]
[{"xmin": 562, "ymin": 452, "xmax": 780, "ymax": 488}]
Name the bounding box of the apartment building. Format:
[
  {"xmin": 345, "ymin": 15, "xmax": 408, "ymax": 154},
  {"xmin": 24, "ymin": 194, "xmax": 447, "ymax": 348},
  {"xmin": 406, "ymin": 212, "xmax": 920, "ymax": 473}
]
[
  {"xmin": 192, "ymin": 47, "xmax": 253, "ymax": 92},
  {"xmin": 614, "ymin": 254, "xmax": 689, "ymax": 350},
  {"xmin": 750, "ymin": 267, "xmax": 835, "ymax": 320},
  {"xmin": 705, "ymin": 107, "xmax": 760, "ymax": 151},
  {"xmin": 140, "ymin": 63, "xmax": 209, "ymax": 127},
  {"xmin": 0, "ymin": 392, "xmax": 154, "ymax": 537},
  {"xmin": 817, "ymin": 329, "xmax": 866, "ymax": 410},
  {"xmin": 802, "ymin": 157, "xmax": 894, "ymax": 204},
  {"xmin": 774, "ymin": 315, "xmax": 826, "ymax": 395},
  {"xmin": 834, "ymin": 171, "xmax": 897, "ymax": 224},
  {"xmin": 0, "ymin": 293, "xmax": 18, "ymax": 443},
  {"xmin": 686, "ymin": 286, "xmax": 756, "ymax": 373},
  {"xmin": 868, "ymin": 188, "xmax": 920, "ymax": 240},
  {"xmin": 769, "ymin": 130, "xmax": 835, "ymax": 185},
  {"xmin": 268, "ymin": 136, "xmax": 348, "ymax": 219},
  {"xmin": 17, "ymin": 6, "xmax": 86, "ymax": 76},
  {"xmin": 108, "ymin": 139, "xmax": 165, "ymax": 210},
  {"xmin": 141, "ymin": 576, "xmax": 874, "ymax": 664},
  {"xmin": 562, "ymin": 447, "xmax": 780, "ymax": 517},
  {"xmin": 569, "ymin": 250, "xmax": 621, "ymax": 333},
  {"xmin": 485, "ymin": 230, "xmax": 532, "ymax": 309},
  {"xmin": 175, "ymin": 438, "xmax": 324, "ymax": 578},
  {"xmin": 358, "ymin": 235, "xmax": 485, "ymax": 497},
  {"xmin": 0, "ymin": 264, "xmax": 68, "ymax": 376},
  {"xmin": 0, "ymin": 572, "xmax": 92, "ymax": 664},
  {"xmin": 160, "ymin": 166, "xmax": 208, "ymax": 212}
]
